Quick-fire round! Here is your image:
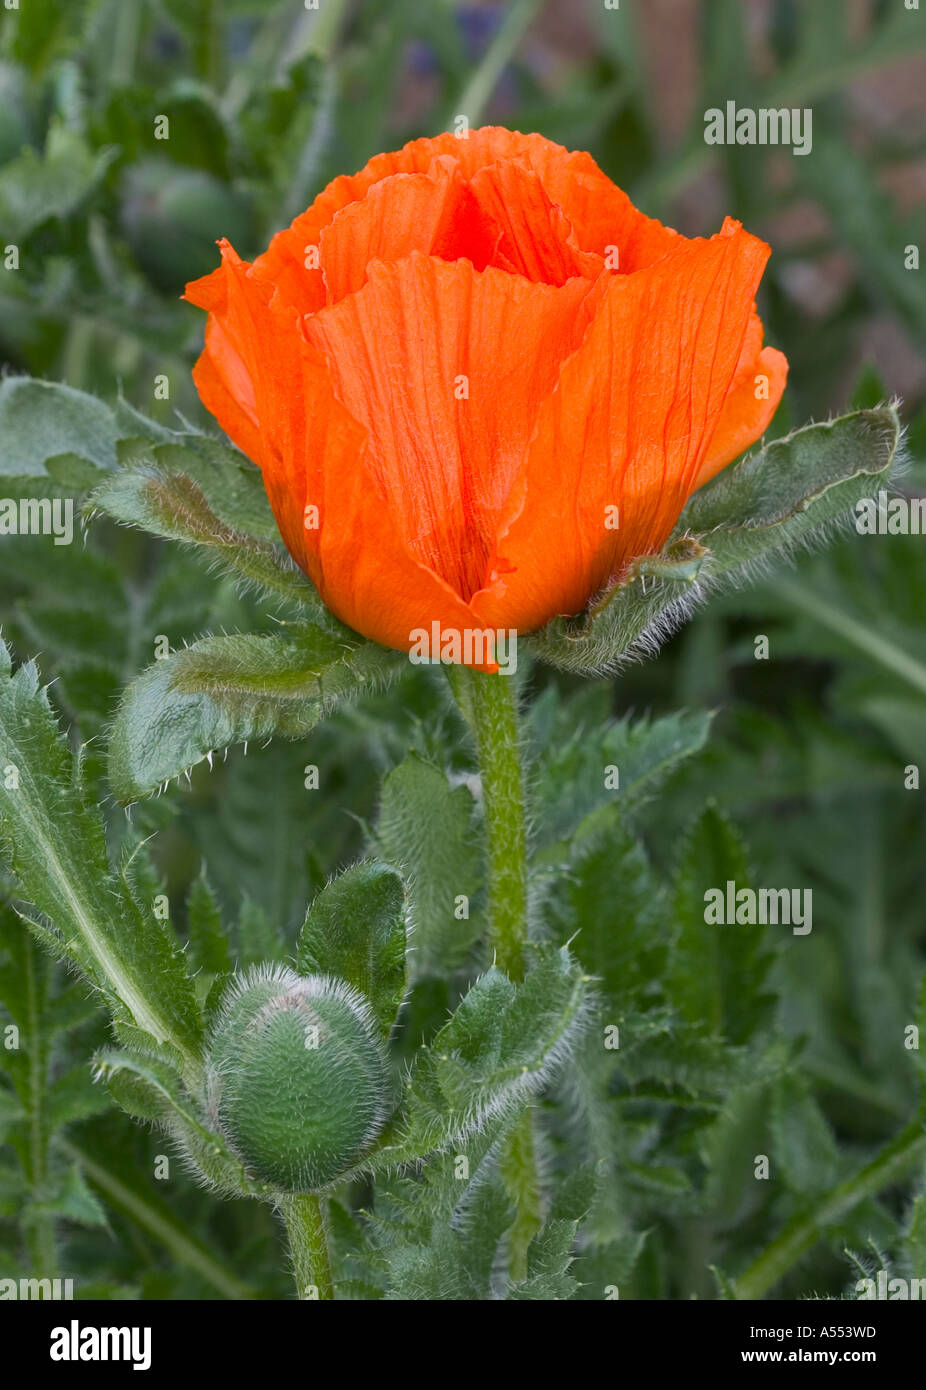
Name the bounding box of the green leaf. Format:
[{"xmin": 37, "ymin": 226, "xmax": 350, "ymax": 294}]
[
  {"xmin": 107, "ymin": 623, "xmax": 400, "ymax": 803},
  {"xmin": 669, "ymin": 805, "xmax": 776, "ymax": 1045},
  {"xmin": 375, "ymin": 752, "xmax": 483, "ymax": 979},
  {"xmin": 531, "ymin": 406, "xmax": 900, "ymax": 675},
  {"xmin": 701, "ymin": 1080, "xmax": 773, "ymax": 1220},
  {"xmin": 0, "ymin": 121, "xmax": 116, "ymax": 241},
  {"xmin": 771, "ymin": 1073, "xmax": 840, "ymax": 1198},
  {"xmin": 373, "ymin": 1124, "xmax": 517, "ymax": 1300},
  {"xmin": 28, "ymin": 1163, "xmax": 108, "ymax": 1229},
  {"xmin": 0, "ymin": 641, "xmax": 203, "ymax": 1068},
  {"xmin": 902, "ymin": 1191, "xmax": 926, "ymax": 1278},
  {"xmin": 0, "ymin": 377, "xmax": 119, "ymax": 475},
  {"xmin": 544, "ymin": 813, "xmax": 667, "ymax": 1006},
  {"xmin": 388, "ymin": 947, "xmax": 589, "ymax": 1164},
  {"xmin": 533, "ymin": 705, "xmax": 712, "ymax": 851},
  {"xmin": 678, "ymin": 406, "xmax": 901, "ymax": 562},
  {"xmin": 297, "ymin": 861, "xmax": 408, "ymax": 1035},
  {"xmin": 132, "ymin": 437, "xmax": 279, "ymax": 540},
  {"xmin": 45, "ymin": 1064, "xmax": 111, "ymax": 1129},
  {"xmin": 185, "ymin": 871, "xmax": 232, "ymax": 980},
  {"xmin": 94, "ymin": 1049, "xmax": 264, "ymax": 1197},
  {"xmin": 529, "ymin": 535, "xmax": 707, "ymax": 676},
  {"xmin": 90, "ymin": 463, "xmax": 320, "ymax": 606}
]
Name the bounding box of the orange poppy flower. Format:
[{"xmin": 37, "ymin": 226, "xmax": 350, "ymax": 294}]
[{"xmin": 185, "ymin": 127, "xmax": 786, "ymax": 661}]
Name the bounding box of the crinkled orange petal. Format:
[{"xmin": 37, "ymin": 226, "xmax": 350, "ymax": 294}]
[
  {"xmin": 313, "ymin": 443, "xmax": 498, "ymax": 667},
  {"xmin": 188, "ymin": 242, "xmax": 313, "ymax": 561},
  {"xmin": 244, "ymin": 128, "xmax": 680, "ymax": 312},
  {"xmin": 187, "ymin": 243, "xmax": 493, "ymax": 660},
  {"xmin": 319, "ymin": 157, "xmax": 466, "ymax": 301},
  {"xmin": 192, "ymin": 325, "xmax": 264, "ymax": 470},
  {"xmin": 303, "ymin": 251, "xmax": 601, "ymax": 602},
  {"xmin": 695, "ymin": 341, "xmax": 788, "ymax": 487},
  {"xmin": 185, "ymin": 131, "xmax": 788, "ymax": 659},
  {"xmin": 466, "ymin": 160, "xmax": 603, "ymax": 285},
  {"xmin": 470, "ymin": 220, "xmax": 772, "ymax": 632}
]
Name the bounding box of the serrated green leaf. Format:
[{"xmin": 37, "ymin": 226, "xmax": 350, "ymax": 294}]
[
  {"xmin": 533, "ymin": 707, "xmax": 712, "ymax": 851},
  {"xmin": 544, "ymin": 813, "xmax": 667, "ymax": 1005},
  {"xmin": 94, "ymin": 1049, "xmax": 263, "ymax": 1196},
  {"xmin": 185, "ymin": 871, "xmax": 232, "ymax": 980},
  {"xmin": 107, "ymin": 623, "xmax": 400, "ymax": 803},
  {"xmin": 297, "ymin": 861, "xmax": 408, "ymax": 1034},
  {"xmin": 669, "ymin": 806, "xmax": 775, "ymax": 1044},
  {"xmin": 0, "ymin": 642, "xmax": 203, "ymax": 1068},
  {"xmin": 387, "ymin": 947, "xmax": 588, "ymax": 1163},
  {"xmin": 375, "ymin": 751, "xmax": 483, "ymax": 978}
]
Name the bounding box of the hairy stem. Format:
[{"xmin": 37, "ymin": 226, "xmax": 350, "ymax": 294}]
[
  {"xmin": 25, "ymin": 942, "xmax": 56, "ymax": 1278},
  {"xmin": 280, "ymin": 1193, "xmax": 335, "ymax": 1301},
  {"xmin": 501, "ymin": 1108, "xmax": 543, "ymax": 1282},
  {"xmin": 450, "ymin": 667, "xmax": 541, "ymax": 1273},
  {"xmin": 451, "ymin": 667, "xmax": 528, "ymax": 979},
  {"xmin": 734, "ymin": 1117, "xmax": 926, "ymax": 1299}
]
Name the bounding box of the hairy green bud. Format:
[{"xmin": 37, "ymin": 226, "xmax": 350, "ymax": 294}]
[{"xmin": 206, "ymin": 966, "xmax": 390, "ymax": 1192}]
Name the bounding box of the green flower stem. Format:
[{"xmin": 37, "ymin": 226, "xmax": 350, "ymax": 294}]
[
  {"xmin": 455, "ymin": 0, "xmax": 545, "ymax": 128},
  {"xmin": 451, "ymin": 667, "xmax": 528, "ymax": 980},
  {"xmin": 25, "ymin": 943, "xmax": 56, "ymax": 1278},
  {"xmin": 734, "ymin": 1117, "xmax": 926, "ymax": 1300},
  {"xmin": 280, "ymin": 1193, "xmax": 335, "ymax": 1301},
  {"xmin": 501, "ymin": 1108, "xmax": 543, "ymax": 1282},
  {"xmin": 450, "ymin": 667, "xmax": 541, "ymax": 1274},
  {"xmin": 777, "ymin": 578, "xmax": 926, "ymax": 698},
  {"xmin": 60, "ymin": 1142, "xmax": 253, "ymax": 1300}
]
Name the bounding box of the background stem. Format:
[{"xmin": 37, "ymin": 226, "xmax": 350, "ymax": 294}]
[
  {"xmin": 734, "ymin": 1118, "xmax": 926, "ymax": 1299},
  {"xmin": 280, "ymin": 1193, "xmax": 335, "ymax": 1300}
]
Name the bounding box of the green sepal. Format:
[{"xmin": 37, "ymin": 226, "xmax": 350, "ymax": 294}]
[
  {"xmin": 94, "ymin": 1048, "xmax": 267, "ymax": 1197},
  {"xmin": 297, "ymin": 861, "xmax": 408, "ymax": 1036},
  {"xmin": 530, "ymin": 406, "xmax": 900, "ymax": 675},
  {"xmin": 90, "ymin": 462, "xmax": 319, "ymax": 606},
  {"xmin": 376, "ymin": 946, "xmax": 589, "ymax": 1168},
  {"xmin": 107, "ymin": 622, "xmax": 401, "ymax": 803}
]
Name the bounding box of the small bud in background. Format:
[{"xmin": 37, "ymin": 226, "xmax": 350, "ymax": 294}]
[
  {"xmin": 120, "ymin": 158, "xmax": 254, "ymax": 294},
  {"xmin": 206, "ymin": 966, "xmax": 390, "ymax": 1192}
]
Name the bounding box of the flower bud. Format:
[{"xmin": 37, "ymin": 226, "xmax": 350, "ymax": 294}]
[
  {"xmin": 206, "ymin": 966, "xmax": 389, "ymax": 1192},
  {"xmin": 121, "ymin": 159, "xmax": 254, "ymax": 293}
]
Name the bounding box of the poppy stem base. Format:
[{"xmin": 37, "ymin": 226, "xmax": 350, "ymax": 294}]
[
  {"xmin": 450, "ymin": 666, "xmax": 528, "ymax": 981},
  {"xmin": 450, "ymin": 664, "xmax": 543, "ymax": 1278},
  {"xmin": 279, "ymin": 1193, "xmax": 335, "ymax": 1301}
]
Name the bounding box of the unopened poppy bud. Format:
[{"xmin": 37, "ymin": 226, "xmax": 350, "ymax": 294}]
[
  {"xmin": 206, "ymin": 966, "xmax": 389, "ymax": 1192},
  {"xmin": 122, "ymin": 159, "xmax": 254, "ymax": 292}
]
